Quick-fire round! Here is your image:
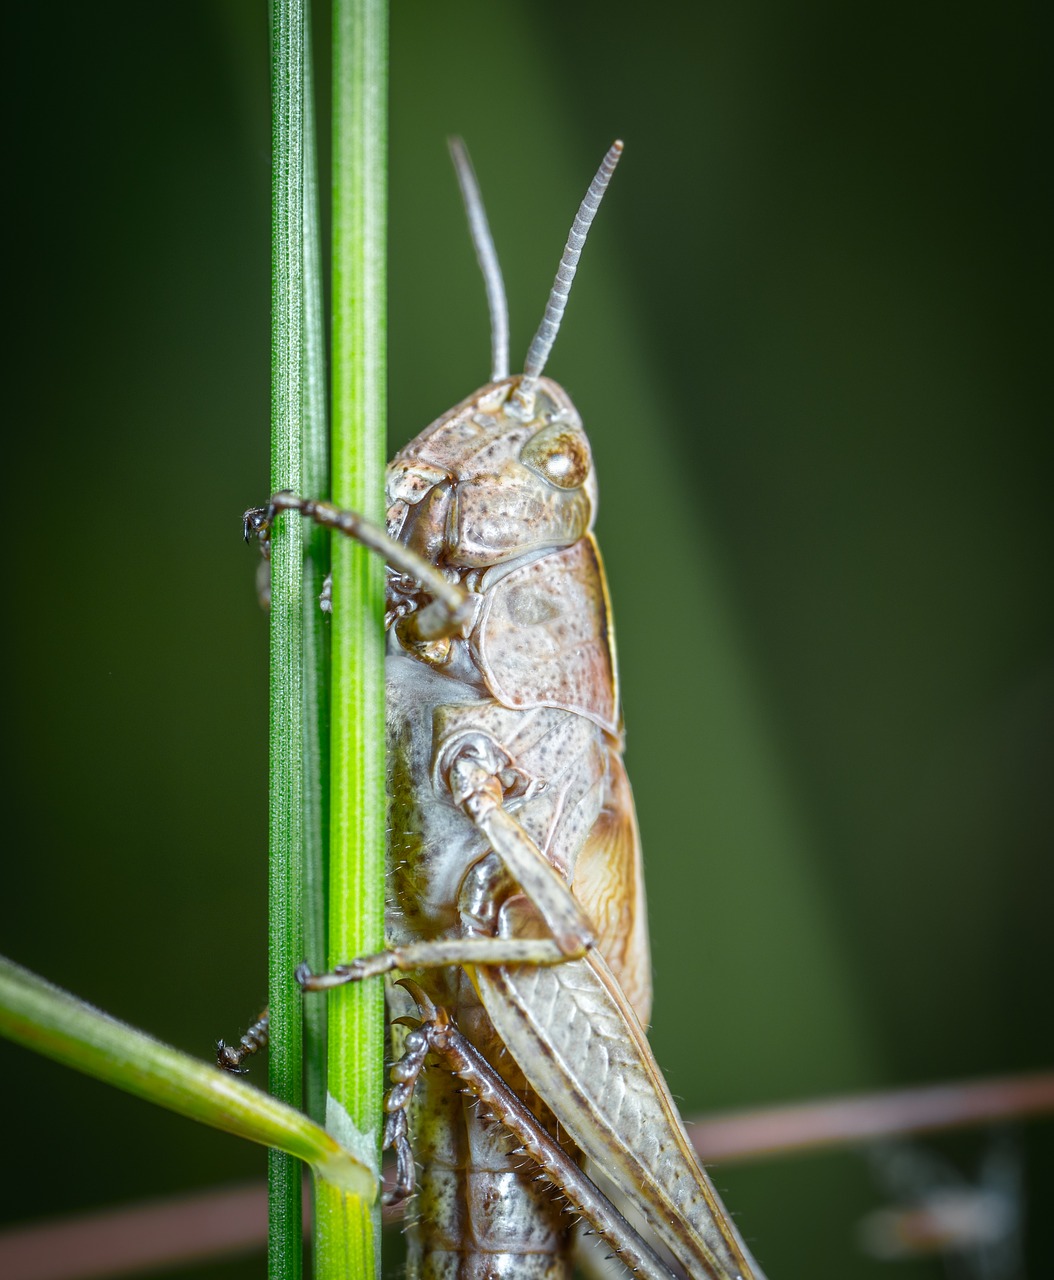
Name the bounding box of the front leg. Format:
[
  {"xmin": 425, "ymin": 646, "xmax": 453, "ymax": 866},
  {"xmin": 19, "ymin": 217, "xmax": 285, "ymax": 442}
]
[{"xmin": 244, "ymin": 492, "xmax": 477, "ymax": 642}]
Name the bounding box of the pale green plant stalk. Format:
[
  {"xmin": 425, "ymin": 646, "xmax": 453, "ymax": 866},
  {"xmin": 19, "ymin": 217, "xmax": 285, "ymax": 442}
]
[{"xmin": 314, "ymin": 0, "xmax": 388, "ymax": 1275}]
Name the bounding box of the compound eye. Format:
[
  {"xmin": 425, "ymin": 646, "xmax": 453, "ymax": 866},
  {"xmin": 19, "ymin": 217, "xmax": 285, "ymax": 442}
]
[{"xmin": 519, "ymin": 423, "xmax": 591, "ymax": 490}]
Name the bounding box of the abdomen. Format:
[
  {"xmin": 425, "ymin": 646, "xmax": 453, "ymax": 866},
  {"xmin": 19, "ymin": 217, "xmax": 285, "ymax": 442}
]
[
  {"xmin": 405, "ymin": 970, "xmax": 577, "ymax": 1280},
  {"xmin": 384, "ymin": 650, "xmax": 619, "ymax": 1278}
]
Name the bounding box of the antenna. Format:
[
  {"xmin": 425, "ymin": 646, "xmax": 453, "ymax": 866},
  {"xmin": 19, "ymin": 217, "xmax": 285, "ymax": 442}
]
[
  {"xmin": 519, "ymin": 140, "xmax": 623, "ymax": 399},
  {"xmin": 448, "ymin": 137, "xmax": 510, "ymax": 382}
]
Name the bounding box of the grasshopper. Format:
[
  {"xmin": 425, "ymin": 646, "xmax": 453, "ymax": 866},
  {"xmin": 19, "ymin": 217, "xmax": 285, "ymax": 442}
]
[{"xmin": 241, "ymin": 140, "xmax": 768, "ymax": 1280}]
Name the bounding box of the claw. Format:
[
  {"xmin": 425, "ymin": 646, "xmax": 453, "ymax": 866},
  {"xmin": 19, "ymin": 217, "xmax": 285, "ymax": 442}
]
[
  {"xmin": 242, "ymin": 505, "xmax": 271, "ymax": 544},
  {"xmin": 215, "ymin": 1039, "xmax": 248, "ymax": 1073},
  {"xmin": 214, "ymin": 1009, "xmax": 269, "ymax": 1073},
  {"xmin": 395, "ymin": 978, "xmax": 438, "ymax": 1021}
]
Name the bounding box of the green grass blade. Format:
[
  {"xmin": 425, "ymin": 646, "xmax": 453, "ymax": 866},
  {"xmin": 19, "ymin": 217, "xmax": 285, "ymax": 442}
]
[
  {"xmin": 270, "ymin": 0, "xmax": 308, "ymax": 1274},
  {"xmin": 318, "ymin": 0, "xmax": 389, "ymax": 1276},
  {"xmin": 0, "ymin": 957, "xmax": 373, "ymax": 1201}
]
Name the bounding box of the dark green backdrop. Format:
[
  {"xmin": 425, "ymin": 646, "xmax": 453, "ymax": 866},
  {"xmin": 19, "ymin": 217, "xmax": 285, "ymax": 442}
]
[{"xmin": 4, "ymin": 2, "xmax": 1050, "ymax": 1277}]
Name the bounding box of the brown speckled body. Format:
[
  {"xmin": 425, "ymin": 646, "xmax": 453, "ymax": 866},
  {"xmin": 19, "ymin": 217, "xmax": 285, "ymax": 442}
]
[{"xmin": 383, "ymin": 377, "xmax": 651, "ymax": 1278}]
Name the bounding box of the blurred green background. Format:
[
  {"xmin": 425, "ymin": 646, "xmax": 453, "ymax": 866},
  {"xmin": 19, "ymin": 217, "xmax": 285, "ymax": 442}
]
[{"xmin": 4, "ymin": 2, "xmax": 1050, "ymax": 1277}]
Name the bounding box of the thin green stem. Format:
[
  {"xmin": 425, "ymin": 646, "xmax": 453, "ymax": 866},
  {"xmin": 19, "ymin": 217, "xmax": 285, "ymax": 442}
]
[
  {"xmin": 300, "ymin": 0, "xmax": 331, "ymax": 1135},
  {"xmin": 269, "ymin": 0, "xmax": 307, "ymax": 1275},
  {"xmin": 316, "ymin": 0, "xmax": 388, "ymax": 1276},
  {"xmin": 300, "ymin": 7, "xmax": 333, "ymax": 1274}
]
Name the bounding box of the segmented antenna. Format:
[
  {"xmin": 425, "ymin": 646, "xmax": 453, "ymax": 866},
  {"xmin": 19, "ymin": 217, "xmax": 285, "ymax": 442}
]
[
  {"xmin": 448, "ymin": 137, "xmax": 510, "ymax": 382},
  {"xmin": 519, "ymin": 140, "xmax": 624, "ymax": 398}
]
